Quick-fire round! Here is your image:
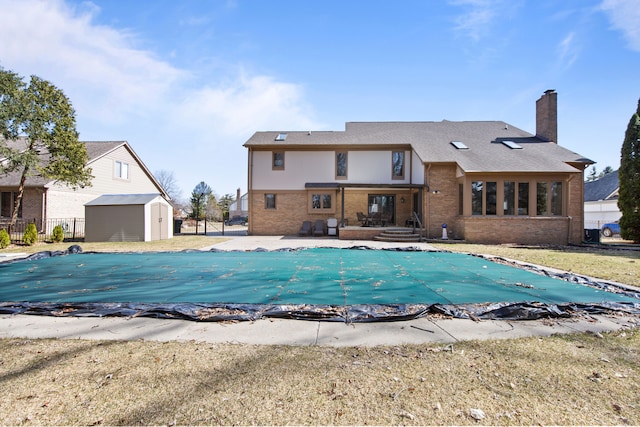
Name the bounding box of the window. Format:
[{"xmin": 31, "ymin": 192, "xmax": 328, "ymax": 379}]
[
  {"xmin": 551, "ymin": 182, "xmax": 563, "ymax": 215},
  {"xmin": 467, "ymin": 179, "xmax": 563, "ymax": 217},
  {"xmin": 502, "ymin": 140, "xmax": 523, "ymax": 149},
  {"xmin": 336, "ymin": 151, "xmax": 347, "ymax": 179},
  {"xmin": 265, "ymin": 194, "xmax": 276, "ymax": 209},
  {"xmin": 275, "ymin": 133, "xmax": 287, "ymax": 141},
  {"xmin": 115, "ymin": 160, "xmax": 129, "ymax": 179},
  {"xmin": 311, "ymin": 194, "xmax": 332, "ymax": 210},
  {"xmin": 1, "ymin": 191, "xmax": 21, "ymax": 218},
  {"xmin": 451, "ymin": 141, "xmax": 469, "ymax": 150},
  {"xmin": 471, "ymin": 181, "xmax": 483, "ymax": 215},
  {"xmin": 537, "ymin": 182, "xmax": 548, "ymax": 216},
  {"xmin": 272, "ymin": 151, "xmax": 285, "ymax": 170},
  {"xmin": 392, "ymin": 151, "xmax": 404, "ymax": 179},
  {"xmin": 518, "ymin": 182, "xmax": 529, "ymax": 215},
  {"xmin": 503, "ymin": 182, "xmax": 515, "ymax": 215},
  {"xmin": 485, "ymin": 182, "xmax": 497, "ymax": 215}
]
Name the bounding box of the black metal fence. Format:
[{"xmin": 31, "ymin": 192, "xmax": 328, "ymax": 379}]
[
  {"xmin": 178, "ymin": 220, "xmax": 248, "ymax": 236},
  {"xmin": 0, "ymin": 218, "xmax": 85, "ymax": 244}
]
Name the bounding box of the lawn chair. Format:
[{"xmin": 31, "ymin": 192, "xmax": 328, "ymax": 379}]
[
  {"xmin": 313, "ymin": 219, "xmax": 325, "ymax": 236},
  {"xmin": 298, "ymin": 221, "xmax": 312, "ymax": 236},
  {"xmin": 357, "ymin": 212, "xmax": 369, "ymax": 227}
]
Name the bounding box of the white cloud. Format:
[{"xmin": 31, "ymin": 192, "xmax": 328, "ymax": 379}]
[
  {"xmin": 450, "ymin": 0, "xmax": 521, "ymax": 41},
  {"xmin": 0, "ymin": 0, "xmax": 319, "ymax": 195},
  {"xmin": 600, "ymin": 0, "xmax": 640, "ymax": 51},
  {"xmin": 557, "ymin": 32, "xmax": 580, "ymax": 69},
  {"xmin": 175, "ymin": 72, "xmax": 318, "ymax": 138},
  {"xmin": 0, "ymin": 0, "xmax": 185, "ymax": 123}
]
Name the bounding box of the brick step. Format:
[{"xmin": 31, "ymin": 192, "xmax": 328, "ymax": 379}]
[
  {"xmin": 373, "ymin": 229, "xmax": 422, "ymax": 242},
  {"xmin": 379, "ymin": 228, "xmax": 420, "ymax": 235}
]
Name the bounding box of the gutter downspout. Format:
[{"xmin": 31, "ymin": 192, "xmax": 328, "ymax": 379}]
[
  {"xmin": 567, "ymin": 174, "xmax": 575, "ymax": 244},
  {"xmin": 426, "ymin": 163, "xmax": 431, "ymax": 239},
  {"xmin": 340, "ymin": 186, "xmax": 345, "ymax": 227},
  {"xmin": 247, "ymin": 147, "xmax": 253, "ymax": 235}
]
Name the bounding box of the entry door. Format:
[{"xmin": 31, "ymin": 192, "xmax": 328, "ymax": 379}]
[
  {"xmin": 151, "ymin": 203, "xmax": 168, "ymax": 240},
  {"xmin": 368, "ymin": 195, "xmax": 395, "ymax": 224}
]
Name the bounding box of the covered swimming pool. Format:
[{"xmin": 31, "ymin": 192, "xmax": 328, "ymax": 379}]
[{"xmin": 1, "ymin": 247, "xmax": 638, "ymax": 322}]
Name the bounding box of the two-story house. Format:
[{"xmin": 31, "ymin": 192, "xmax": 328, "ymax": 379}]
[
  {"xmin": 243, "ymin": 90, "xmax": 593, "ymax": 245},
  {"xmin": 0, "ymin": 139, "xmax": 169, "ymax": 234}
]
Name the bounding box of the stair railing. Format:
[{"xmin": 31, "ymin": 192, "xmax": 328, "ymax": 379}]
[{"xmin": 411, "ymin": 211, "xmax": 424, "ymax": 240}]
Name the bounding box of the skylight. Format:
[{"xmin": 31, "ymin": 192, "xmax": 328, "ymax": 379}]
[
  {"xmin": 450, "ymin": 141, "xmax": 469, "ymax": 150},
  {"xmin": 275, "ymin": 133, "xmax": 287, "ymax": 141},
  {"xmin": 501, "ymin": 140, "xmax": 522, "ymax": 149}
]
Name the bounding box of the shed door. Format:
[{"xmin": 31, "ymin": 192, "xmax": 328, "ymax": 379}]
[{"xmin": 151, "ymin": 202, "xmax": 169, "ymax": 240}]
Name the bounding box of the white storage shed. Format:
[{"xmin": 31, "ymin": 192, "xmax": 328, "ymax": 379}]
[{"xmin": 85, "ymin": 193, "xmax": 173, "ymax": 242}]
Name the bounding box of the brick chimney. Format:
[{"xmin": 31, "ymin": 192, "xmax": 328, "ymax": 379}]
[{"xmin": 536, "ymin": 89, "xmax": 557, "ymax": 143}]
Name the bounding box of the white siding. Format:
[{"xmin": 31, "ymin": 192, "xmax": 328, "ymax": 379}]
[
  {"xmin": 45, "ymin": 145, "xmax": 161, "ymax": 219},
  {"xmin": 584, "ymin": 200, "xmax": 621, "ymax": 229},
  {"xmin": 411, "ymin": 150, "xmax": 425, "ymax": 185},
  {"xmin": 252, "ymin": 149, "xmax": 412, "ymax": 190}
]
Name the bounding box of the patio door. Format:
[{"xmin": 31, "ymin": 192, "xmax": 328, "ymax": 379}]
[{"xmin": 368, "ymin": 195, "xmax": 395, "ymax": 224}]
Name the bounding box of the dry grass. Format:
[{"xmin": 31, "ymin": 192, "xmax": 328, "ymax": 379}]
[
  {"xmin": 1, "ymin": 330, "xmax": 638, "ymax": 426},
  {"xmin": 431, "ymin": 243, "xmax": 640, "ymax": 287},
  {"xmin": 1, "ymin": 235, "xmax": 225, "ymax": 255},
  {"xmin": 1, "ymin": 238, "xmax": 639, "ymax": 425}
]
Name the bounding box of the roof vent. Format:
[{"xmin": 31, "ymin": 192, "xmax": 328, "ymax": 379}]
[
  {"xmin": 502, "ymin": 140, "xmax": 522, "ymax": 149},
  {"xmin": 275, "ymin": 133, "xmax": 287, "ymax": 141},
  {"xmin": 450, "ymin": 141, "xmax": 469, "ymax": 150}
]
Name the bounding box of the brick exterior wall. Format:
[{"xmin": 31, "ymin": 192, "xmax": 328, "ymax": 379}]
[
  {"xmin": 424, "ymin": 164, "xmax": 459, "ymax": 239},
  {"xmin": 250, "ymin": 190, "xmax": 333, "ymax": 235},
  {"xmin": 16, "ymin": 188, "xmax": 44, "ymax": 223},
  {"xmin": 566, "ymin": 172, "xmax": 586, "ymax": 244},
  {"xmin": 249, "ymin": 188, "xmax": 416, "ymax": 235},
  {"xmin": 460, "ymin": 216, "xmax": 570, "ymax": 245}
]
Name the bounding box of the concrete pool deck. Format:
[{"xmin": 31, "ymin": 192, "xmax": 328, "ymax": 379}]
[{"xmin": 1, "ymin": 235, "xmax": 639, "ymax": 346}]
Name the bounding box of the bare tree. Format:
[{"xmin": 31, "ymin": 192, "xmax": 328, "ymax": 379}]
[{"xmin": 154, "ymin": 169, "xmax": 181, "ymax": 201}]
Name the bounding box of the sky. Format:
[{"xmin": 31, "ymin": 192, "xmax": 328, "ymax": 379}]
[{"xmin": 1, "ymin": 0, "xmax": 639, "ymax": 202}]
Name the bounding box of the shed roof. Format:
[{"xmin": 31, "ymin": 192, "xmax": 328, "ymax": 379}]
[
  {"xmin": 244, "ymin": 121, "xmax": 593, "ymax": 173},
  {"xmin": 85, "ymin": 193, "xmax": 164, "ymax": 206}
]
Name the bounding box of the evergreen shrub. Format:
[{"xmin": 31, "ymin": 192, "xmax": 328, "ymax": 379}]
[
  {"xmin": 0, "ymin": 229, "xmax": 10, "ymax": 249},
  {"xmin": 23, "ymin": 223, "xmax": 38, "ymax": 246},
  {"xmin": 51, "ymin": 225, "xmax": 64, "ymax": 243}
]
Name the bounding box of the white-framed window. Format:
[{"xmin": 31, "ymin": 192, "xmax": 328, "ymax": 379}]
[{"xmin": 115, "ymin": 160, "xmax": 129, "ymax": 180}]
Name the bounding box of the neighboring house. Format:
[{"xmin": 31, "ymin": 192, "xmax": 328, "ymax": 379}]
[
  {"xmin": 584, "ymin": 170, "xmax": 620, "ymax": 229},
  {"xmin": 0, "ymin": 139, "xmax": 169, "ymax": 232},
  {"xmin": 244, "ymin": 90, "xmax": 594, "ymax": 245},
  {"xmin": 228, "ymin": 188, "xmax": 248, "ymax": 218}
]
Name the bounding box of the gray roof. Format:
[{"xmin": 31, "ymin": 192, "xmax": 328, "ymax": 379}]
[
  {"xmin": 0, "ymin": 138, "xmax": 126, "ymax": 187},
  {"xmin": 244, "ymin": 121, "xmax": 593, "ymax": 173},
  {"xmin": 85, "ymin": 193, "xmax": 163, "ymax": 206},
  {"xmin": 584, "ymin": 170, "xmax": 619, "ymax": 202}
]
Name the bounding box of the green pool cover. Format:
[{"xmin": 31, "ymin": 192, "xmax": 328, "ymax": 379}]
[{"xmin": 0, "ymin": 247, "xmax": 638, "ymax": 322}]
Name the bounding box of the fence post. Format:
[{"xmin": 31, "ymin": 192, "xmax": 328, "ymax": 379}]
[{"xmin": 73, "ymin": 218, "xmax": 77, "ymax": 240}]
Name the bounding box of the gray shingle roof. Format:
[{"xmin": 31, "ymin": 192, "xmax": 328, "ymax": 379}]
[
  {"xmin": 584, "ymin": 170, "xmax": 619, "ymax": 201},
  {"xmin": 0, "ymin": 139, "xmax": 126, "ymax": 187},
  {"xmin": 244, "ymin": 121, "xmax": 593, "ymax": 173}
]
